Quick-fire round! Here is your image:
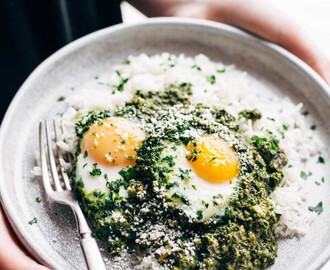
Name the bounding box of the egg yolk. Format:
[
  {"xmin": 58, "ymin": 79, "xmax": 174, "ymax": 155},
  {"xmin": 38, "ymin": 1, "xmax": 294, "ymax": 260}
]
[
  {"xmin": 81, "ymin": 117, "xmax": 144, "ymax": 166},
  {"xmin": 186, "ymin": 135, "xmax": 239, "ymax": 183}
]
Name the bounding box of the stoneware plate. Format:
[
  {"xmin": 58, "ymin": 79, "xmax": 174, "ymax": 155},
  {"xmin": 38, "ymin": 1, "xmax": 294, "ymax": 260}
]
[{"xmin": 1, "ymin": 18, "xmax": 330, "ymax": 270}]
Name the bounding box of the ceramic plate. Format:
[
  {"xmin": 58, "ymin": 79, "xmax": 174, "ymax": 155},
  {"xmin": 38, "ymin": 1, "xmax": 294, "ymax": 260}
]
[{"xmin": 1, "ymin": 18, "xmax": 330, "ymax": 270}]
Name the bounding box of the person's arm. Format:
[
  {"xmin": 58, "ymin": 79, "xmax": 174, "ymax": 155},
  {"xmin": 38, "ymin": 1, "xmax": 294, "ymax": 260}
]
[
  {"xmin": 0, "ymin": 206, "xmax": 49, "ymax": 270},
  {"xmin": 127, "ymin": 0, "xmax": 330, "ymax": 83}
]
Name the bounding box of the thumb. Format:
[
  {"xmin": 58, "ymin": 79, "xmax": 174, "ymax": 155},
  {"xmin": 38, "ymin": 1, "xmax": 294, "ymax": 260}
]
[{"xmin": 0, "ymin": 206, "xmax": 51, "ymax": 270}]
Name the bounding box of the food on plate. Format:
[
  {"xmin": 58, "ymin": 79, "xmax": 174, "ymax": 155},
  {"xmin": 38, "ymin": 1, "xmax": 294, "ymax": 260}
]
[{"xmin": 49, "ymin": 53, "xmax": 326, "ymax": 269}]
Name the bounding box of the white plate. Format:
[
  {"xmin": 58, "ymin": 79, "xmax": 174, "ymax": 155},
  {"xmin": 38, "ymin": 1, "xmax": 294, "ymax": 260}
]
[{"xmin": 1, "ymin": 18, "xmax": 330, "ymax": 270}]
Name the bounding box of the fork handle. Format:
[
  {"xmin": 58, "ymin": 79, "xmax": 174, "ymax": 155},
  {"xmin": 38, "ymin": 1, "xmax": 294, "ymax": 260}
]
[{"xmin": 81, "ymin": 236, "xmax": 106, "ymax": 270}]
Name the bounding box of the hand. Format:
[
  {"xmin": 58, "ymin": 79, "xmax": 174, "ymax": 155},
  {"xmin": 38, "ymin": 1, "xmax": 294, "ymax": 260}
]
[
  {"xmin": 129, "ymin": 0, "xmax": 330, "ymax": 84},
  {"xmin": 0, "ymin": 205, "xmax": 50, "ymax": 270}
]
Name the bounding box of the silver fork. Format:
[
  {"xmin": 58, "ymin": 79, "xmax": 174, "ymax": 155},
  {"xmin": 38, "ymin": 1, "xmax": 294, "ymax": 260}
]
[{"xmin": 39, "ymin": 120, "xmax": 106, "ymax": 270}]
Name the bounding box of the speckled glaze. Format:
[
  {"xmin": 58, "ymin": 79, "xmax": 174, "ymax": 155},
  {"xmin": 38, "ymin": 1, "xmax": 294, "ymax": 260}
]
[{"xmin": 0, "ymin": 18, "xmax": 330, "ymax": 270}]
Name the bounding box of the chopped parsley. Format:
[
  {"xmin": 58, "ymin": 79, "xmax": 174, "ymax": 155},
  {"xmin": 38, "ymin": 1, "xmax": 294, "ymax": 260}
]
[
  {"xmin": 114, "ymin": 70, "xmax": 129, "ymax": 92},
  {"xmin": 308, "ymin": 202, "xmax": 323, "ymax": 215},
  {"xmin": 318, "ymin": 156, "xmax": 325, "ymax": 164},
  {"xmin": 208, "ymin": 156, "xmax": 217, "ymax": 163},
  {"xmin": 202, "ymin": 200, "xmax": 209, "ymax": 209},
  {"xmin": 28, "ymin": 217, "xmax": 38, "ymax": 225},
  {"xmin": 93, "ymin": 190, "xmax": 106, "ymax": 198},
  {"xmin": 89, "ymin": 164, "xmax": 102, "ymax": 176},
  {"xmin": 178, "ymin": 168, "xmax": 190, "ymax": 181},
  {"xmin": 165, "ymin": 181, "xmax": 179, "ymax": 189},
  {"xmin": 125, "ymin": 155, "xmax": 135, "ymax": 161},
  {"xmin": 212, "ymin": 194, "xmax": 223, "ymax": 205},
  {"xmin": 57, "ymin": 96, "xmax": 65, "ymax": 102},
  {"xmin": 300, "ymin": 171, "xmax": 312, "ymax": 180},
  {"xmin": 118, "ymin": 166, "xmax": 137, "ymax": 181},
  {"xmin": 179, "ymin": 82, "xmax": 192, "ymax": 88},
  {"xmin": 186, "ymin": 148, "xmax": 200, "ymax": 162},
  {"xmin": 239, "ymin": 109, "xmax": 262, "ymax": 121},
  {"xmin": 206, "ymin": 75, "xmax": 216, "ymax": 85},
  {"xmin": 196, "ymin": 210, "xmax": 203, "ymax": 220},
  {"xmin": 161, "ymin": 155, "xmax": 175, "ymax": 167},
  {"xmin": 192, "ymin": 64, "xmax": 202, "ymax": 71},
  {"xmin": 251, "ymin": 135, "xmax": 267, "ymax": 145},
  {"xmin": 171, "ymin": 192, "xmax": 190, "ymax": 205},
  {"xmin": 122, "ymin": 58, "xmax": 131, "ymax": 65}
]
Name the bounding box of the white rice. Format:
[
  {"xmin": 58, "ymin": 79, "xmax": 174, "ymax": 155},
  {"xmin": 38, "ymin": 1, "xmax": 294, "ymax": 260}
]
[{"xmin": 37, "ymin": 53, "xmax": 326, "ymax": 267}]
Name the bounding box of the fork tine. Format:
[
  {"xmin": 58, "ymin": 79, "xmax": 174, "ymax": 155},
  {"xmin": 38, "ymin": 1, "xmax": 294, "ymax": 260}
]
[
  {"xmin": 39, "ymin": 122, "xmax": 53, "ymax": 195},
  {"xmin": 45, "ymin": 120, "xmax": 63, "ymax": 191},
  {"xmin": 53, "ymin": 119, "xmax": 72, "ymax": 191},
  {"xmin": 60, "ymin": 120, "xmax": 73, "ymax": 164}
]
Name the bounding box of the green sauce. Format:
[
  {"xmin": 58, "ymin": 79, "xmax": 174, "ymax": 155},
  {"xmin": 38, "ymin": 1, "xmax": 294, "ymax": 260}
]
[{"xmin": 71, "ymin": 84, "xmax": 287, "ymax": 269}]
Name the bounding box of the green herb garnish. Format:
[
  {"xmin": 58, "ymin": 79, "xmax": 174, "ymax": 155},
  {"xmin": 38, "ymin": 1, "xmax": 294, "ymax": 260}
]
[
  {"xmin": 28, "ymin": 217, "xmax": 38, "ymax": 225},
  {"xmin": 300, "ymin": 171, "xmax": 312, "ymax": 180},
  {"xmin": 126, "ymin": 155, "xmax": 135, "ymax": 161},
  {"xmin": 89, "ymin": 164, "xmax": 102, "ymax": 176},
  {"xmin": 318, "ymin": 156, "xmax": 325, "ymax": 164},
  {"xmin": 123, "ymin": 58, "xmax": 131, "ymax": 65},
  {"xmin": 206, "ymin": 75, "xmax": 216, "ymax": 85},
  {"xmin": 192, "ymin": 64, "xmax": 202, "ymax": 71},
  {"xmin": 196, "ymin": 210, "xmax": 203, "ymax": 220},
  {"xmin": 114, "ymin": 70, "xmax": 129, "ymax": 92},
  {"xmin": 118, "ymin": 166, "xmax": 137, "ymax": 181},
  {"xmin": 308, "ymin": 202, "xmax": 323, "ymax": 215},
  {"xmin": 172, "ymin": 192, "xmax": 190, "ymax": 205},
  {"xmin": 239, "ymin": 109, "xmax": 262, "ymax": 121},
  {"xmin": 217, "ymin": 68, "xmax": 226, "ymax": 73},
  {"xmin": 208, "ymin": 156, "xmax": 217, "ymax": 163}
]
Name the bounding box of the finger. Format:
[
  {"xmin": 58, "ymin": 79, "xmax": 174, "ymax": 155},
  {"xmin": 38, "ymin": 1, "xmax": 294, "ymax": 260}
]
[
  {"xmin": 0, "ymin": 205, "xmax": 50, "ymax": 270},
  {"xmin": 170, "ymin": 0, "xmax": 330, "ymax": 83},
  {"xmin": 217, "ymin": 0, "xmax": 330, "ymax": 83}
]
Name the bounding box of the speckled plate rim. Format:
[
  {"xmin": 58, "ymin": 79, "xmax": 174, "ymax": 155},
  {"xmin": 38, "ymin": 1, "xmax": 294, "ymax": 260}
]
[{"xmin": 1, "ymin": 17, "xmax": 330, "ymax": 269}]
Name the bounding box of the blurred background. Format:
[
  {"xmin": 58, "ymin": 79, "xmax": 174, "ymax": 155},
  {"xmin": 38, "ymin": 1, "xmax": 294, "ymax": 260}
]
[
  {"xmin": 1, "ymin": 0, "xmax": 330, "ymax": 123},
  {"xmin": 121, "ymin": 0, "xmax": 330, "ymax": 58}
]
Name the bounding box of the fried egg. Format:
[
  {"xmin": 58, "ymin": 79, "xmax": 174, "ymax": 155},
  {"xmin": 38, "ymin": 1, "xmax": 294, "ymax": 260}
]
[
  {"xmin": 161, "ymin": 134, "xmax": 239, "ymax": 222},
  {"xmin": 75, "ymin": 117, "xmax": 145, "ymax": 195}
]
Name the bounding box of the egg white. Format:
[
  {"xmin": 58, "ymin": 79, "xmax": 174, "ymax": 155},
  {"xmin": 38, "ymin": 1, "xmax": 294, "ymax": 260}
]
[
  {"xmin": 160, "ymin": 143, "xmax": 237, "ymax": 222},
  {"xmin": 75, "ymin": 153, "xmax": 128, "ymax": 198}
]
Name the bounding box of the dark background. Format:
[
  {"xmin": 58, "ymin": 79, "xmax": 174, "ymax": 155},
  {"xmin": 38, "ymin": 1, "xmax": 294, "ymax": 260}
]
[{"xmin": 0, "ymin": 0, "xmax": 122, "ymax": 123}]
